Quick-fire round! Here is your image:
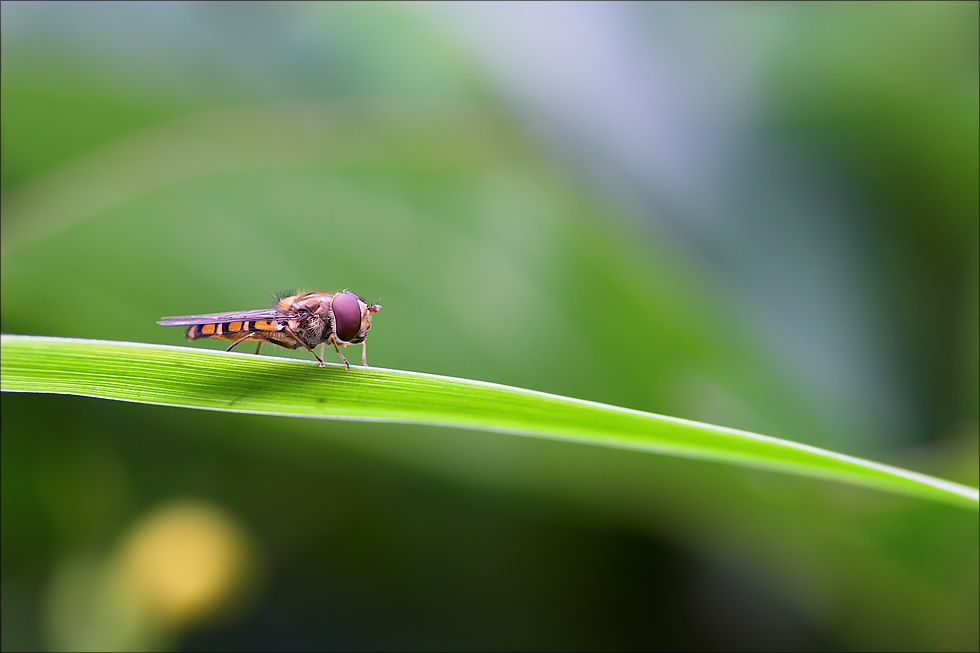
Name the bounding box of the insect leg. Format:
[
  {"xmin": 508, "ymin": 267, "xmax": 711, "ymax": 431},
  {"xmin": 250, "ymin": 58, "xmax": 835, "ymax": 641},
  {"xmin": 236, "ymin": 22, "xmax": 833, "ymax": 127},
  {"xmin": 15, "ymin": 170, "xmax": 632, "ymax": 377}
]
[
  {"xmin": 361, "ymin": 340, "xmax": 369, "ymax": 367},
  {"xmin": 226, "ymin": 332, "xmax": 258, "ymax": 353},
  {"xmin": 283, "ymin": 324, "xmax": 327, "ymax": 368},
  {"xmin": 332, "ymin": 341, "xmax": 352, "ymax": 370},
  {"xmin": 227, "ymin": 332, "xmax": 278, "ymax": 355}
]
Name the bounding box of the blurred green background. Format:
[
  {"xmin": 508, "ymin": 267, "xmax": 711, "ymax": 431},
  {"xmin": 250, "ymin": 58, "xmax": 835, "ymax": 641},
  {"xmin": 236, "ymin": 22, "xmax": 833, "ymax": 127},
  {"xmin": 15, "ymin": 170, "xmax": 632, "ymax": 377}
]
[{"xmin": 2, "ymin": 2, "xmax": 977, "ymax": 651}]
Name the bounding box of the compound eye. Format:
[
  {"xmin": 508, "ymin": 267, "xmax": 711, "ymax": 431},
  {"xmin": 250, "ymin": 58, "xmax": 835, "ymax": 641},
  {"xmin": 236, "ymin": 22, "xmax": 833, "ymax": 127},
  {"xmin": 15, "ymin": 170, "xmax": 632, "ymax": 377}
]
[{"xmin": 332, "ymin": 292, "xmax": 362, "ymax": 342}]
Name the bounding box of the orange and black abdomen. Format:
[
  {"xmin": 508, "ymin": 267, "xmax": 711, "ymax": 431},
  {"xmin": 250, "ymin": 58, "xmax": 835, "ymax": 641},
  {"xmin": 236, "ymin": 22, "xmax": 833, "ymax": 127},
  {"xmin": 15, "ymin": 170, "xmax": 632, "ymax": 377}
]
[{"xmin": 186, "ymin": 320, "xmax": 281, "ymax": 342}]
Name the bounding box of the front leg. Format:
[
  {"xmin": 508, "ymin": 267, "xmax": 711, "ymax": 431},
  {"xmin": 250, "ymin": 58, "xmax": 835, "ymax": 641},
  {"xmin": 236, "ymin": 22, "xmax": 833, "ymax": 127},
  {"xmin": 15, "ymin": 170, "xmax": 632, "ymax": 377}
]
[{"xmin": 332, "ymin": 341, "xmax": 351, "ymax": 370}]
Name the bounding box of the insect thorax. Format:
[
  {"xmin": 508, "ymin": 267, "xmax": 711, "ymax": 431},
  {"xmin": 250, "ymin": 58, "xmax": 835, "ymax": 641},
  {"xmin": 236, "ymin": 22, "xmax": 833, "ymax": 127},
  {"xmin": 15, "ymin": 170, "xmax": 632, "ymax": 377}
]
[{"xmin": 290, "ymin": 314, "xmax": 330, "ymax": 346}]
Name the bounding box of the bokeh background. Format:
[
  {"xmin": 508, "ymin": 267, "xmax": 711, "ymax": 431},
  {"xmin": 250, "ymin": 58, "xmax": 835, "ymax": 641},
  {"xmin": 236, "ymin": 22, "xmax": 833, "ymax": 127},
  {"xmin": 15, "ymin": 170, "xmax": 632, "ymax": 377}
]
[{"xmin": 2, "ymin": 2, "xmax": 977, "ymax": 650}]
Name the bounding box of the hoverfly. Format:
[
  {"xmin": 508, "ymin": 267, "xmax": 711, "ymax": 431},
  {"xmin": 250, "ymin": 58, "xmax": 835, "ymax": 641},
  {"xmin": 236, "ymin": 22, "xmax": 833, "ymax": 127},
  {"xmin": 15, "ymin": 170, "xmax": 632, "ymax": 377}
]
[{"xmin": 158, "ymin": 291, "xmax": 382, "ymax": 369}]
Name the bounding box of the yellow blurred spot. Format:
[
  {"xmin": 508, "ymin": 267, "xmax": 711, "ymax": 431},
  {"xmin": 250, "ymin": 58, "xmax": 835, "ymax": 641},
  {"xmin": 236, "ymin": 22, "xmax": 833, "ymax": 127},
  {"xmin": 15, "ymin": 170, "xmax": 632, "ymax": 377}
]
[{"xmin": 119, "ymin": 500, "xmax": 253, "ymax": 627}]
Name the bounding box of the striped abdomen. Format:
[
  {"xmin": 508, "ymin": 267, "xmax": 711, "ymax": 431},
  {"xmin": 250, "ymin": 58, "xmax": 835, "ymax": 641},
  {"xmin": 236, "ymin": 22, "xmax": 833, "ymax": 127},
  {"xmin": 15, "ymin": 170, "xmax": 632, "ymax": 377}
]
[{"xmin": 186, "ymin": 320, "xmax": 281, "ymax": 342}]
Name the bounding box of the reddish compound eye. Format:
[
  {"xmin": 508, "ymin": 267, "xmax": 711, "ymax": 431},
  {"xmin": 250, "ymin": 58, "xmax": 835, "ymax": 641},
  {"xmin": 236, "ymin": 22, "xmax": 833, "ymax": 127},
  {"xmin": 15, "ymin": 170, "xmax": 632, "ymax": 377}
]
[{"xmin": 332, "ymin": 292, "xmax": 362, "ymax": 342}]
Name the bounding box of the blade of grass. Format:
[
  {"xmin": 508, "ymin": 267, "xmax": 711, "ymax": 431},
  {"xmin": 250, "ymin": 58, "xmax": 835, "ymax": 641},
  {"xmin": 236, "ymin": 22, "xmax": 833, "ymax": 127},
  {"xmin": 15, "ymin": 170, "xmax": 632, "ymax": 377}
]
[{"xmin": 2, "ymin": 334, "xmax": 977, "ymax": 509}]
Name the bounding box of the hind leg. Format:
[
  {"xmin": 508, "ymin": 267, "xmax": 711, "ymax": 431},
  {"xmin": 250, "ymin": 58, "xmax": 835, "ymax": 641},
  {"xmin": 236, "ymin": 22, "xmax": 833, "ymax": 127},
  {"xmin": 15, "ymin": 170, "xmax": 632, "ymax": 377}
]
[{"xmin": 226, "ymin": 332, "xmax": 291, "ymax": 355}]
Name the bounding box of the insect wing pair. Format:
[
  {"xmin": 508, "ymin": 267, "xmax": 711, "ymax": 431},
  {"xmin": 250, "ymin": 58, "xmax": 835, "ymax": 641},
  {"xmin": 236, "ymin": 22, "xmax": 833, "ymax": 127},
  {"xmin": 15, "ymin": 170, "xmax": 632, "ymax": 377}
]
[{"xmin": 157, "ymin": 291, "xmax": 382, "ymax": 369}]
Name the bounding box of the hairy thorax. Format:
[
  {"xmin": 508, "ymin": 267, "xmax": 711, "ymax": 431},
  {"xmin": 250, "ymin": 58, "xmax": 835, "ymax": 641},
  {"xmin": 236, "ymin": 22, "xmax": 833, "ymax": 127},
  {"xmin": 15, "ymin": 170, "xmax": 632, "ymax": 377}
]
[{"xmin": 288, "ymin": 314, "xmax": 330, "ymax": 346}]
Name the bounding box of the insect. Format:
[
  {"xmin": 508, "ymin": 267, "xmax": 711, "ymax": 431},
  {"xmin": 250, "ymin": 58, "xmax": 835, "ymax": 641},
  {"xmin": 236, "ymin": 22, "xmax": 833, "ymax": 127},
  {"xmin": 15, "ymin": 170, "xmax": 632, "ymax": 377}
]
[{"xmin": 158, "ymin": 291, "xmax": 382, "ymax": 369}]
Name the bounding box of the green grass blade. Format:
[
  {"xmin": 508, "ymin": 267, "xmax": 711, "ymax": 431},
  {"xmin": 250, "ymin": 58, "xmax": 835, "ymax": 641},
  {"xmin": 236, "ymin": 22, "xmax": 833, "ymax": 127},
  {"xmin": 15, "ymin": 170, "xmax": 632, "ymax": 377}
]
[{"xmin": 2, "ymin": 334, "xmax": 977, "ymax": 510}]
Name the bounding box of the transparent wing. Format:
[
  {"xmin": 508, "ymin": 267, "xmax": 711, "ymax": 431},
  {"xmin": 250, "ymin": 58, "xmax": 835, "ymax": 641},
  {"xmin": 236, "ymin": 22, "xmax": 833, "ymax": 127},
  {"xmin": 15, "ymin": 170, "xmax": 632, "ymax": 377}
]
[{"xmin": 157, "ymin": 307, "xmax": 293, "ymax": 326}]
